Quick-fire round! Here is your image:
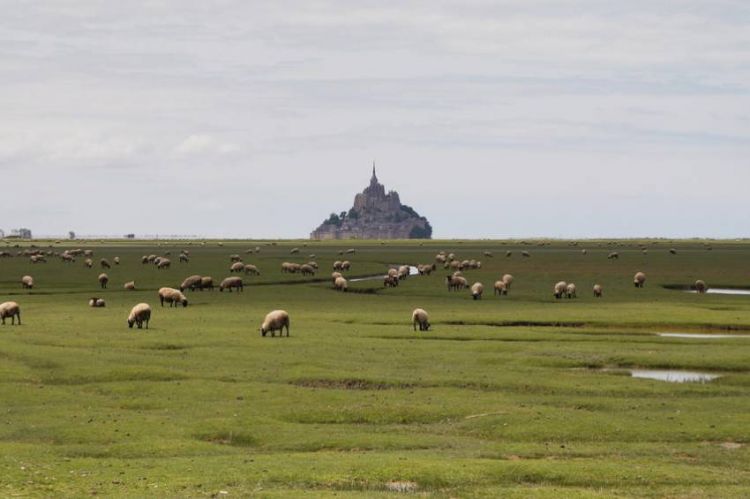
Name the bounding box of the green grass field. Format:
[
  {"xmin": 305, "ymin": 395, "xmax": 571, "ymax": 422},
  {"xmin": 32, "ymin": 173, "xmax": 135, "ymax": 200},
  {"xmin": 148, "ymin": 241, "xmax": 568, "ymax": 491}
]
[{"xmin": 1, "ymin": 239, "xmax": 749, "ymax": 497}]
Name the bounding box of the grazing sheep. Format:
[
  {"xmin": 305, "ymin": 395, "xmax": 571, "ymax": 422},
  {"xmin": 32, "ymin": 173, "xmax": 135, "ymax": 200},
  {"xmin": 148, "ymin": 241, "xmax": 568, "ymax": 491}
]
[
  {"xmin": 229, "ymin": 254, "xmax": 242, "ymax": 262},
  {"xmin": 147, "ymin": 254, "xmax": 157, "ymax": 263},
  {"xmin": 521, "ymin": 251, "xmax": 531, "ymax": 258},
  {"xmin": 593, "ymin": 284, "xmax": 603, "ymax": 297},
  {"xmin": 260, "ymin": 310, "xmax": 290, "ymax": 337},
  {"xmin": 200, "ymin": 276, "xmax": 214, "ymax": 291},
  {"xmin": 695, "ymin": 280, "xmax": 707, "ymax": 294},
  {"xmin": 332, "ymin": 261, "xmax": 343, "ymax": 271},
  {"xmin": 345, "ymin": 248, "xmax": 356, "ymax": 255},
  {"xmin": 141, "ymin": 255, "xmax": 149, "ymax": 264},
  {"xmin": 471, "ymin": 282, "xmax": 484, "ymax": 300},
  {"xmin": 230, "ymin": 261, "xmax": 245, "ymax": 273},
  {"xmin": 300, "ymin": 264, "xmax": 315, "ymax": 276},
  {"xmin": 398, "ymin": 265, "xmax": 410, "ymax": 279},
  {"xmin": 446, "ymin": 274, "xmax": 468, "ymax": 291},
  {"xmin": 506, "ymin": 251, "xmax": 512, "ymax": 257},
  {"xmin": 581, "ymin": 249, "xmax": 587, "ymax": 255},
  {"xmin": 0, "ymin": 301, "xmax": 21, "ymax": 325},
  {"xmin": 290, "ymin": 247, "xmax": 300, "ymax": 254},
  {"xmin": 554, "ymin": 281, "xmax": 568, "ymax": 299},
  {"xmin": 219, "ymin": 276, "xmax": 243, "ymax": 292},
  {"xmin": 89, "ymin": 297, "xmax": 106, "ymax": 307},
  {"xmin": 244, "ymin": 264, "xmax": 261, "ymax": 275},
  {"xmin": 98, "ymin": 273, "xmax": 109, "ymax": 289},
  {"xmin": 341, "ymin": 261, "xmax": 352, "ymax": 271},
  {"xmin": 84, "ymin": 258, "xmax": 93, "ymax": 268},
  {"xmin": 448, "ymin": 253, "xmax": 456, "ymax": 261},
  {"xmin": 124, "ymin": 281, "xmax": 136, "ymax": 291},
  {"xmin": 83, "ymin": 250, "xmax": 94, "ymax": 257},
  {"xmin": 332, "ymin": 271, "xmax": 343, "ymax": 284},
  {"xmin": 100, "ymin": 258, "xmax": 111, "ymax": 269},
  {"xmin": 30, "ymin": 255, "xmax": 46, "ymax": 263},
  {"xmin": 566, "ymin": 283, "xmax": 577, "ymax": 299},
  {"xmin": 156, "ymin": 258, "xmax": 171, "ymax": 269},
  {"xmin": 334, "ymin": 276, "xmax": 348, "ymax": 292},
  {"xmin": 127, "ymin": 303, "xmax": 151, "ymax": 329},
  {"xmin": 179, "ymin": 253, "xmax": 189, "ymax": 263},
  {"xmin": 180, "ymin": 275, "xmax": 203, "ymax": 292},
  {"xmin": 114, "ymin": 256, "xmax": 120, "ymax": 265},
  {"xmin": 60, "ymin": 252, "xmax": 75, "ymax": 263},
  {"xmin": 502, "ymin": 274, "xmax": 514, "ymax": 289},
  {"xmin": 158, "ymin": 287, "xmax": 188, "ymax": 307},
  {"xmin": 669, "ymin": 248, "xmax": 677, "ymax": 255},
  {"xmin": 483, "ymin": 251, "xmax": 493, "ymax": 257},
  {"xmin": 633, "ymin": 272, "xmax": 646, "ymax": 288},
  {"xmin": 412, "ymin": 308, "xmax": 430, "ymax": 331},
  {"xmin": 493, "ymin": 280, "xmax": 507, "ymax": 296},
  {"xmin": 21, "ymin": 275, "xmax": 34, "ymax": 289},
  {"xmin": 387, "ymin": 268, "xmax": 399, "ymax": 279},
  {"xmin": 608, "ymin": 252, "xmax": 619, "ymax": 260},
  {"xmin": 384, "ymin": 275, "xmax": 399, "ymax": 287},
  {"xmin": 435, "ymin": 254, "xmax": 447, "ymax": 264}
]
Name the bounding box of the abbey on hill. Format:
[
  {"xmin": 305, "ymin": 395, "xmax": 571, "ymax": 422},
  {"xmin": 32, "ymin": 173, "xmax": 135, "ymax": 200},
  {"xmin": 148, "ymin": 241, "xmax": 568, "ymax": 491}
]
[{"xmin": 310, "ymin": 166, "xmax": 432, "ymax": 240}]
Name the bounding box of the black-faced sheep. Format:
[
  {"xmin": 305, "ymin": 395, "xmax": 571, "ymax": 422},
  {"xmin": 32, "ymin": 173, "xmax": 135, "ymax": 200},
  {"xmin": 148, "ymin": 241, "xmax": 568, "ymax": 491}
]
[
  {"xmin": 695, "ymin": 280, "xmax": 707, "ymax": 294},
  {"xmin": 471, "ymin": 282, "xmax": 484, "ymax": 300},
  {"xmin": 554, "ymin": 281, "xmax": 568, "ymax": 299},
  {"xmin": 412, "ymin": 308, "xmax": 430, "ymax": 331},
  {"xmin": 593, "ymin": 284, "xmax": 603, "ymax": 297},
  {"xmin": 566, "ymin": 283, "xmax": 577, "ymax": 299},
  {"xmin": 98, "ymin": 273, "xmax": 109, "ymax": 289}
]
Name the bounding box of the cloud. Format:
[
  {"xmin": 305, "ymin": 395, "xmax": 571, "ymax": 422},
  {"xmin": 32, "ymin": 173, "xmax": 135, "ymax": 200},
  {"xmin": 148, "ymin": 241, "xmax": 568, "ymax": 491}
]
[{"xmin": 173, "ymin": 134, "xmax": 240, "ymax": 156}]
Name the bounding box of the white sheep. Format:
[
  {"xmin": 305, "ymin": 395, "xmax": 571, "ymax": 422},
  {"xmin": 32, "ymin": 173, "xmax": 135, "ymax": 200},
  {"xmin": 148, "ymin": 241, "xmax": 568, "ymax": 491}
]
[
  {"xmin": 633, "ymin": 272, "xmax": 646, "ymax": 288},
  {"xmin": 100, "ymin": 258, "xmax": 111, "ymax": 269},
  {"xmin": 695, "ymin": 280, "xmax": 707, "ymax": 294},
  {"xmin": 127, "ymin": 303, "xmax": 151, "ymax": 329},
  {"xmin": 158, "ymin": 287, "xmax": 188, "ymax": 307},
  {"xmin": 114, "ymin": 256, "xmax": 120, "ymax": 265},
  {"xmin": 260, "ymin": 310, "xmax": 290, "ymax": 337},
  {"xmin": 85, "ymin": 258, "xmax": 93, "ymax": 268},
  {"xmin": 244, "ymin": 264, "xmax": 261, "ymax": 276},
  {"xmin": 554, "ymin": 281, "xmax": 568, "ymax": 299},
  {"xmin": 0, "ymin": 301, "xmax": 21, "ymax": 325},
  {"xmin": 412, "ymin": 308, "xmax": 430, "ymax": 331},
  {"xmin": 89, "ymin": 297, "xmax": 106, "ymax": 307},
  {"xmin": 341, "ymin": 261, "xmax": 352, "ymax": 271},
  {"xmin": 493, "ymin": 280, "xmax": 507, "ymax": 296},
  {"xmin": 230, "ymin": 261, "xmax": 245, "ymax": 273},
  {"xmin": 300, "ymin": 264, "xmax": 315, "ymax": 276},
  {"xmin": 334, "ymin": 276, "xmax": 348, "ymax": 292},
  {"xmin": 502, "ymin": 274, "xmax": 514, "ymax": 289},
  {"xmin": 180, "ymin": 275, "xmax": 203, "ymax": 291},
  {"xmin": 200, "ymin": 276, "xmax": 214, "ymax": 291},
  {"xmin": 219, "ymin": 276, "xmax": 243, "ymax": 292},
  {"xmin": 446, "ymin": 275, "xmax": 468, "ymax": 291},
  {"xmin": 98, "ymin": 273, "xmax": 109, "ymax": 289},
  {"xmin": 332, "ymin": 271, "xmax": 343, "ymax": 283},
  {"xmin": 471, "ymin": 282, "xmax": 484, "ymax": 300},
  {"xmin": 566, "ymin": 283, "xmax": 577, "ymax": 299},
  {"xmin": 21, "ymin": 275, "xmax": 34, "ymax": 289},
  {"xmin": 156, "ymin": 258, "xmax": 171, "ymax": 269},
  {"xmin": 124, "ymin": 281, "xmax": 136, "ymax": 291},
  {"xmin": 593, "ymin": 284, "xmax": 603, "ymax": 297}
]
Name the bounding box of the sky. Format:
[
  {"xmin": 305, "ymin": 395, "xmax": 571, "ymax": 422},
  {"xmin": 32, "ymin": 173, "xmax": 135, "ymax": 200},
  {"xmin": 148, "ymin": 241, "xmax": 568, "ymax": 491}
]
[{"xmin": 1, "ymin": 1, "xmax": 748, "ymax": 239}]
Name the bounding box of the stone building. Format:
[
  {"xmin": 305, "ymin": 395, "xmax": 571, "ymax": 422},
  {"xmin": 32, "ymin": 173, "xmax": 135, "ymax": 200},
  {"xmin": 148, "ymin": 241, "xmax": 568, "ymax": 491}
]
[{"xmin": 310, "ymin": 166, "xmax": 432, "ymax": 240}]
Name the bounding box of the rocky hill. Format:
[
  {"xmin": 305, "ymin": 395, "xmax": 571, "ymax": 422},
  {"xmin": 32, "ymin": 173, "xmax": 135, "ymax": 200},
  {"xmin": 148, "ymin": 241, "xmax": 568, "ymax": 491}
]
[{"xmin": 310, "ymin": 166, "xmax": 432, "ymax": 240}]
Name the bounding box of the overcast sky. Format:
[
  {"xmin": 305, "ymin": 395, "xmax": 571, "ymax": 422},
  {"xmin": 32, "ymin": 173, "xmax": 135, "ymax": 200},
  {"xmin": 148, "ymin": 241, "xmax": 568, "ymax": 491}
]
[{"xmin": 2, "ymin": 1, "xmax": 748, "ymax": 239}]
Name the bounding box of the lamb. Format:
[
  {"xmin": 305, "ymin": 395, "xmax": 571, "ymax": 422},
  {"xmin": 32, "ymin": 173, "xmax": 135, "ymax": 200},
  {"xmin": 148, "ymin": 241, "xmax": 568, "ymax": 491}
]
[
  {"xmin": 180, "ymin": 275, "xmax": 203, "ymax": 291},
  {"xmin": 21, "ymin": 275, "xmax": 34, "ymax": 289},
  {"xmin": 200, "ymin": 276, "xmax": 214, "ymax": 291},
  {"xmin": 412, "ymin": 308, "xmax": 430, "ymax": 331},
  {"xmin": 230, "ymin": 261, "xmax": 245, "ymax": 273},
  {"xmin": 299, "ymin": 264, "xmax": 315, "ymax": 276},
  {"xmin": 156, "ymin": 258, "xmax": 171, "ymax": 269},
  {"xmin": 695, "ymin": 280, "xmax": 707, "ymax": 294},
  {"xmin": 244, "ymin": 264, "xmax": 261, "ymax": 276},
  {"xmin": 100, "ymin": 258, "xmax": 111, "ymax": 269},
  {"xmin": 334, "ymin": 276, "xmax": 348, "ymax": 292},
  {"xmin": 124, "ymin": 281, "xmax": 136, "ymax": 291},
  {"xmin": 553, "ymin": 281, "xmax": 568, "ymax": 299},
  {"xmin": 158, "ymin": 287, "xmax": 188, "ymax": 307},
  {"xmin": 593, "ymin": 284, "xmax": 603, "ymax": 297},
  {"xmin": 127, "ymin": 303, "xmax": 151, "ymax": 329},
  {"xmin": 471, "ymin": 282, "xmax": 484, "ymax": 300},
  {"xmin": 493, "ymin": 280, "xmax": 507, "ymax": 296},
  {"xmin": 89, "ymin": 297, "xmax": 106, "ymax": 307},
  {"xmin": 0, "ymin": 301, "xmax": 21, "ymax": 325},
  {"xmin": 98, "ymin": 273, "xmax": 109, "ymax": 289},
  {"xmin": 219, "ymin": 276, "xmax": 243, "ymax": 292},
  {"xmin": 566, "ymin": 283, "xmax": 577, "ymax": 299},
  {"xmin": 633, "ymin": 272, "xmax": 646, "ymax": 288},
  {"xmin": 446, "ymin": 275, "xmax": 468, "ymax": 291},
  {"xmin": 260, "ymin": 310, "xmax": 290, "ymax": 337}
]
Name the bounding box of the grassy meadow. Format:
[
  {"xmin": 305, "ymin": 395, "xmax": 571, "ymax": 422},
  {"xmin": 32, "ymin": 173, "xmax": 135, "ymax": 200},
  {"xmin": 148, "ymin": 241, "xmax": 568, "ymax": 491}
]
[{"xmin": 1, "ymin": 238, "xmax": 750, "ymax": 497}]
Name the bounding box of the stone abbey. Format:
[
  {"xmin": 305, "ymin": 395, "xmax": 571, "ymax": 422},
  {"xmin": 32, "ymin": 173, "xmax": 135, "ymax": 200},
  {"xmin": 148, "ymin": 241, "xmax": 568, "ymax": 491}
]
[{"xmin": 310, "ymin": 166, "xmax": 432, "ymax": 240}]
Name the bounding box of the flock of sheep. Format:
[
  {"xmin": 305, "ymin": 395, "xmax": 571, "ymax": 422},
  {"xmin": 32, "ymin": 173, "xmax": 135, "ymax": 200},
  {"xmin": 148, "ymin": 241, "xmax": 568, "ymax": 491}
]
[{"xmin": 0, "ymin": 244, "xmax": 711, "ymax": 335}]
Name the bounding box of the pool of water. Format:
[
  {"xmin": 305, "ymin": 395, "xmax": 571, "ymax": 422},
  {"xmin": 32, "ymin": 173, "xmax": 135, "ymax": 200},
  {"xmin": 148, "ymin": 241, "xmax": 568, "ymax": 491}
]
[
  {"xmin": 658, "ymin": 333, "xmax": 750, "ymax": 339},
  {"xmin": 630, "ymin": 369, "xmax": 721, "ymax": 383},
  {"xmin": 685, "ymin": 288, "xmax": 750, "ymax": 296}
]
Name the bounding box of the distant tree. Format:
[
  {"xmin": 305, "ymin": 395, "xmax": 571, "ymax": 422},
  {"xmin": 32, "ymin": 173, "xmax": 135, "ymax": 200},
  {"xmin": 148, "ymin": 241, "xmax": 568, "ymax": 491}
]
[
  {"xmin": 409, "ymin": 222, "xmax": 432, "ymax": 239},
  {"xmin": 326, "ymin": 213, "xmax": 342, "ymax": 227},
  {"xmin": 340, "ymin": 211, "xmax": 347, "ymax": 220}
]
